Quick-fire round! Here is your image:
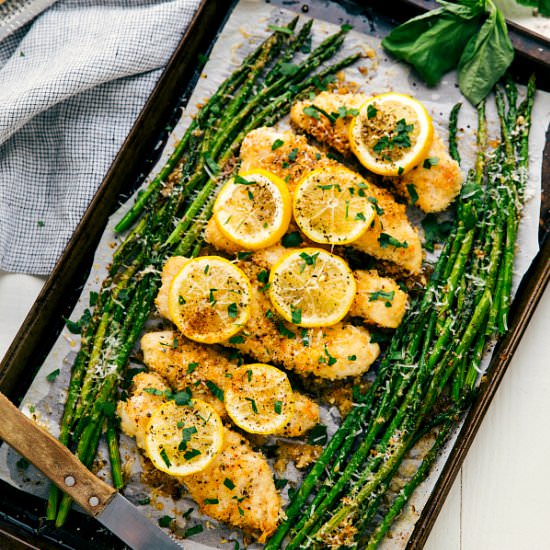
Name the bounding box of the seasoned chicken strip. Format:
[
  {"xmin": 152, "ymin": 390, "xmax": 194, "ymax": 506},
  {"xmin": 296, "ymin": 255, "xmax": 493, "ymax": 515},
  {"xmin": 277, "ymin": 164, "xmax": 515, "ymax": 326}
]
[
  {"xmin": 118, "ymin": 372, "xmax": 281, "ymax": 542},
  {"xmin": 221, "ymin": 127, "xmax": 422, "ymax": 274},
  {"xmin": 140, "ymin": 329, "xmax": 320, "ymax": 437},
  {"xmin": 157, "ymin": 256, "xmax": 380, "ymax": 380},
  {"xmin": 351, "ymin": 269, "xmax": 408, "ymax": 329},
  {"xmin": 250, "ymin": 245, "xmax": 408, "ymax": 329},
  {"xmin": 117, "ymin": 371, "xmax": 170, "ymax": 450},
  {"xmin": 291, "ymin": 92, "xmax": 463, "ymax": 212},
  {"xmin": 290, "ymin": 91, "xmax": 368, "ymax": 155},
  {"xmin": 392, "ymin": 132, "xmax": 462, "ymax": 212},
  {"xmin": 184, "ymin": 428, "xmax": 281, "ymax": 543}
]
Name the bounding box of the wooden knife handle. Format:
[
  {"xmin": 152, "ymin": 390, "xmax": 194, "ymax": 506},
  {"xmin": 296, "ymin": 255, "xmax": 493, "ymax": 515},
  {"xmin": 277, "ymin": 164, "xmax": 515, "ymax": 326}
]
[{"xmin": 0, "ymin": 392, "xmax": 116, "ymax": 516}]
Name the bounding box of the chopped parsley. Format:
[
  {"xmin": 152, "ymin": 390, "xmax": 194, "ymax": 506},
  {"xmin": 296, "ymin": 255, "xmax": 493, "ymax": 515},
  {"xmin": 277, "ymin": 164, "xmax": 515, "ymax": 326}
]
[
  {"xmin": 299, "ymin": 251, "xmax": 319, "ymax": 270},
  {"xmin": 160, "ymin": 448, "xmax": 171, "ymax": 468},
  {"xmin": 187, "ymin": 362, "xmax": 199, "ymax": 374},
  {"xmin": 204, "ymin": 498, "xmax": 219, "ymax": 505},
  {"xmin": 277, "ymin": 321, "xmax": 295, "ymax": 339},
  {"xmin": 378, "ymin": 233, "xmax": 408, "ymax": 249},
  {"xmin": 237, "ymin": 251, "xmax": 253, "ymax": 260},
  {"xmin": 369, "ymin": 290, "xmax": 395, "ymax": 307},
  {"xmin": 245, "ymin": 397, "xmax": 258, "ymax": 414},
  {"xmin": 229, "ymin": 334, "xmax": 245, "ymax": 344},
  {"xmin": 291, "ymin": 305, "xmax": 302, "ymax": 325},
  {"xmin": 368, "ymin": 196, "xmax": 384, "ymax": 215},
  {"xmin": 158, "ymin": 515, "xmax": 173, "ymax": 528},
  {"xmin": 184, "ymin": 449, "xmax": 201, "ymax": 460},
  {"xmin": 178, "ymin": 426, "xmax": 198, "ymax": 451},
  {"xmin": 407, "ymin": 183, "xmax": 419, "ymax": 205},
  {"xmin": 271, "ymin": 139, "xmax": 284, "ymax": 150},
  {"xmin": 423, "ymin": 156, "xmax": 439, "ymax": 169},
  {"xmin": 208, "ymin": 288, "xmax": 217, "ymax": 305},
  {"xmin": 144, "ymin": 387, "xmax": 192, "ymax": 406},
  {"xmin": 183, "ymin": 525, "xmax": 204, "ymax": 538},
  {"xmin": 373, "ymin": 118, "xmax": 414, "ymax": 155},
  {"xmin": 206, "ymin": 380, "xmax": 224, "ymax": 401},
  {"xmin": 337, "ymin": 106, "xmax": 359, "ymax": 118},
  {"xmin": 46, "ymin": 369, "xmax": 60, "ymax": 383},
  {"xmin": 274, "ymin": 400, "xmax": 283, "ymax": 414},
  {"xmin": 282, "ymin": 231, "xmax": 302, "ymax": 247},
  {"xmin": 303, "ymin": 104, "xmax": 336, "ymax": 123},
  {"xmin": 234, "ymin": 175, "xmax": 254, "ymax": 185},
  {"xmin": 367, "ymin": 104, "xmax": 378, "ymax": 119},
  {"xmin": 288, "ymin": 147, "xmax": 299, "ymax": 162},
  {"xmin": 224, "ymin": 478, "xmax": 235, "ymax": 490},
  {"xmin": 227, "ymin": 302, "xmax": 238, "ymax": 319}
]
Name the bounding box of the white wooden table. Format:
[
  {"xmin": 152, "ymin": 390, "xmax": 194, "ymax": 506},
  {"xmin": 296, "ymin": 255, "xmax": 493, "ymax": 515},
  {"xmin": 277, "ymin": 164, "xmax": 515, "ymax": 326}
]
[{"xmin": 1, "ymin": 272, "xmax": 549, "ymax": 549}]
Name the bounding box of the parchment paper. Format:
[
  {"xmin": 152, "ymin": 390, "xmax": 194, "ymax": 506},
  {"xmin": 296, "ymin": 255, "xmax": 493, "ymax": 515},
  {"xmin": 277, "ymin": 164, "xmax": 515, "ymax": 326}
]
[{"xmin": 1, "ymin": 1, "xmax": 548, "ymax": 548}]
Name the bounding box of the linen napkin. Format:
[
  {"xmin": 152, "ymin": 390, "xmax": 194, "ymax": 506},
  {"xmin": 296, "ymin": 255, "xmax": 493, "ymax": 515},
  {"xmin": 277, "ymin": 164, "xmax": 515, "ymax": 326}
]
[{"xmin": 0, "ymin": 0, "xmax": 201, "ymax": 275}]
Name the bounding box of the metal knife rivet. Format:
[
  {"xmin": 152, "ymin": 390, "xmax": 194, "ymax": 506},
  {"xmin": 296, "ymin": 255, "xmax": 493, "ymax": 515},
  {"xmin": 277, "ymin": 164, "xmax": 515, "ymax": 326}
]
[
  {"xmin": 64, "ymin": 476, "xmax": 75, "ymax": 487},
  {"xmin": 89, "ymin": 496, "xmax": 100, "ymax": 507}
]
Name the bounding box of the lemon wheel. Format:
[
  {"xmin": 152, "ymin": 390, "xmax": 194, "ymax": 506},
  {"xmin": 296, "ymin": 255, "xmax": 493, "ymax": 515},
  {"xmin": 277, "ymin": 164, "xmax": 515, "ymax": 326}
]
[
  {"xmin": 145, "ymin": 399, "xmax": 224, "ymax": 477},
  {"xmin": 268, "ymin": 248, "xmax": 356, "ymax": 327},
  {"xmin": 293, "ymin": 168, "xmax": 375, "ymax": 245},
  {"xmin": 225, "ymin": 363, "xmax": 294, "ymax": 435},
  {"xmin": 167, "ymin": 256, "xmax": 251, "ymax": 344},
  {"xmin": 213, "ymin": 169, "xmax": 292, "ymax": 250},
  {"xmin": 349, "ymin": 92, "xmax": 433, "ymax": 176}
]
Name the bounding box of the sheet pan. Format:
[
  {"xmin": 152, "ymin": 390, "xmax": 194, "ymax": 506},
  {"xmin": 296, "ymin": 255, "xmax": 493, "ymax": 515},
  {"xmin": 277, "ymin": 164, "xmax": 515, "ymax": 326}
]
[{"xmin": 0, "ymin": 0, "xmax": 548, "ymax": 548}]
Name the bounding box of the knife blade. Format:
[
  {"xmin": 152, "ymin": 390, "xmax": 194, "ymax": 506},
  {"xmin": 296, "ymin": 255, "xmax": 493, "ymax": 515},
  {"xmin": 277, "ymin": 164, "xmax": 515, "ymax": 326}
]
[{"xmin": 0, "ymin": 392, "xmax": 187, "ymax": 550}]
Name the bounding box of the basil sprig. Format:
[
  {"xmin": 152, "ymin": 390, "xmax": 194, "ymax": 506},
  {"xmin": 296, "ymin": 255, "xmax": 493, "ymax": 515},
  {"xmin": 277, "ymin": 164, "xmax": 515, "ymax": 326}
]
[{"xmin": 381, "ymin": 0, "xmax": 514, "ymax": 105}]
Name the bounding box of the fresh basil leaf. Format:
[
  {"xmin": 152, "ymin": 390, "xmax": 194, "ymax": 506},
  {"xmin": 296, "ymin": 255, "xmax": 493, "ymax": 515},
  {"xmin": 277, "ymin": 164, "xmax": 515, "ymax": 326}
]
[
  {"xmin": 457, "ymin": 7, "xmax": 514, "ymax": 106},
  {"xmin": 381, "ymin": 5, "xmax": 483, "ymax": 87}
]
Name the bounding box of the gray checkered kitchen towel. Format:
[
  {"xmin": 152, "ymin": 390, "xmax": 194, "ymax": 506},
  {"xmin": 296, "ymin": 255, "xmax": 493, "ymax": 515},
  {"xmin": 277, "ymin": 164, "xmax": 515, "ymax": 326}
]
[{"xmin": 0, "ymin": 0, "xmax": 201, "ymax": 275}]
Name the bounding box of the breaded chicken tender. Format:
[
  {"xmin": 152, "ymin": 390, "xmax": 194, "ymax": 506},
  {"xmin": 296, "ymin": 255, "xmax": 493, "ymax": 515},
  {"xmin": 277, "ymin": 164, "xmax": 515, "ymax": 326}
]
[
  {"xmin": 291, "ymin": 93, "xmax": 462, "ymax": 213},
  {"xmin": 392, "ymin": 133, "xmax": 462, "ymax": 212},
  {"xmin": 291, "ymin": 91, "xmax": 368, "ymax": 155},
  {"xmin": 117, "ymin": 371, "xmax": 170, "ymax": 450},
  {"xmin": 224, "ymin": 127, "xmax": 422, "ymax": 274},
  {"xmin": 118, "ymin": 372, "xmax": 281, "ymax": 542},
  {"xmin": 184, "ymin": 428, "xmax": 281, "ymax": 543},
  {"xmin": 351, "ymin": 269, "xmax": 408, "ymax": 329},
  {"xmin": 250, "ymin": 245, "xmax": 408, "ymax": 328},
  {"xmin": 157, "ymin": 256, "xmax": 380, "ymax": 379},
  {"xmin": 140, "ymin": 329, "xmax": 320, "ymax": 437}
]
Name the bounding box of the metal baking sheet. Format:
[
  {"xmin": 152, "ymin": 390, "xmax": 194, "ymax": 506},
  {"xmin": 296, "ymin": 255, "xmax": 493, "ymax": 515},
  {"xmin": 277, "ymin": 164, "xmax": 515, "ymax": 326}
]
[{"xmin": 0, "ymin": 3, "xmax": 544, "ymax": 550}]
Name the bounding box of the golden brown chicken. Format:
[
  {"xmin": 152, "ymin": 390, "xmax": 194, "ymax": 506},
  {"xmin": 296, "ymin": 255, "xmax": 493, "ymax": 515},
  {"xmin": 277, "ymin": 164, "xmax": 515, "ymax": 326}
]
[
  {"xmin": 249, "ymin": 245, "xmax": 408, "ymax": 329},
  {"xmin": 219, "ymin": 127, "xmax": 422, "ymax": 274},
  {"xmin": 156, "ymin": 256, "xmax": 380, "ymax": 380},
  {"xmin": 140, "ymin": 329, "xmax": 320, "ymax": 437},
  {"xmin": 291, "ymin": 92, "xmax": 463, "ymax": 213},
  {"xmin": 117, "ymin": 371, "xmax": 282, "ymax": 542}
]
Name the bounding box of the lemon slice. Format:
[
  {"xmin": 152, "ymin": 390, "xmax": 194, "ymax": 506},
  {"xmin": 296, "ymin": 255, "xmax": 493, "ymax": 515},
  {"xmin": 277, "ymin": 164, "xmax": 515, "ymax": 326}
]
[
  {"xmin": 268, "ymin": 248, "xmax": 356, "ymax": 327},
  {"xmin": 145, "ymin": 398, "xmax": 224, "ymax": 477},
  {"xmin": 293, "ymin": 168, "xmax": 375, "ymax": 244},
  {"xmin": 167, "ymin": 256, "xmax": 251, "ymax": 344},
  {"xmin": 225, "ymin": 363, "xmax": 294, "ymax": 435},
  {"xmin": 213, "ymin": 169, "xmax": 292, "ymax": 250},
  {"xmin": 349, "ymin": 92, "xmax": 434, "ymax": 176}
]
